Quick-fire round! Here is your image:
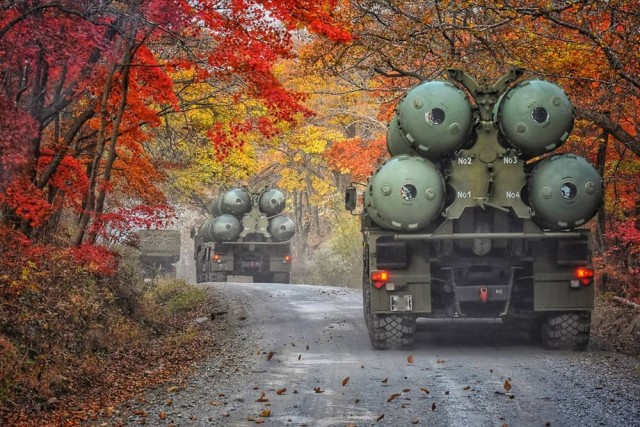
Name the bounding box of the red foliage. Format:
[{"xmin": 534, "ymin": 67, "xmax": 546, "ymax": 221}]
[
  {"xmin": 88, "ymin": 204, "xmax": 176, "ymax": 245},
  {"xmin": 0, "ymin": 178, "xmax": 52, "ymax": 227},
  {"xmin": 36, "ymin": 150, "xmax": 89, "ymax": 211},
  {"xmin": 0, "ymin": 0, "xmax": 351, "ymax": 237},
  {"xmin": 0, "ymin": 225, "xmax": 118, "ymax": 280},
  {"xmin": 68, "ymin": 244, "xmax": 119, "ymax": 276},
  {"xmin": 324, "ymin": 137, "xmax": 388, "ymax": 182}
]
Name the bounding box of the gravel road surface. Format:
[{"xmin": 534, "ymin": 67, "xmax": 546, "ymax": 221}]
[{"xmin": 116, "ymin": 281, "xmax": 640, "ymax": 427}]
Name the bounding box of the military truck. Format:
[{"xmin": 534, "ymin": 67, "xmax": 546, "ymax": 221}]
[
  {"xmin": 138, "ymin": 229, "xmax": 181, "ymax": 278},
  {"xmin": 346, "ymin": 69, "xmax": 603, "ymax": 350},
  {"xmin": 193, "ymin": 186, "xmax": 294, "ymax": 283}
]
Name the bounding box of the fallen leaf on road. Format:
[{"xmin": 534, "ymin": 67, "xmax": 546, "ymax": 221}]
[
  {"xmin": 432, "ymin": 402, "xmax": 436, "ymax": 411},
  {"xmin": 503, "ymin": 379, "xmax": 511, "ymax": 392},
  {"xmin": 298, "ymin": 354, "xmax": 301, "ymax": 360},
  {"xmin": 420, "ymin": 387, "xmax": 430, "ymax": 394},
  {"xmin": 209, "ymin": 401, "xmax": 223, "ymax": 406},
  {"xmin": 255, "ymin": 419, "xmax": 265, "ymax": 424},
  {"xmin": 376, "ymin": 414, "xmax": 384, "ymax": 422},
  {"xmin": 259, "ymin": 409, "xmax": 271, "ymax": 417},
  {"xmin": 387, "ymin": 393, "xmax": 401, "ymax": 402},
  {"xmin": 463, "ymin": 386, "xmax": 471, "ymax": 391},
  {"xmin": 342, "ymin": 377, "xmax": 350, "ymax": 387},
  {"xmin": 159, "ymin": 412, "xmax": 166, "ymax": 420},
  {"xmin": 412, "ymin": 419, "xmax": 419, "ymax": 424},
  {"xmin": 276, "ymin": 388, "xmax": 287, "ymax": 395},
  {"xmin": 314, "ymin": 387, "xmax": 324, "ymax": 393},
  {"xmin": 403, "ymin": 388, "xmax": 411, "ymax": 393},
  {"xmin": 256, "ymin": 392, "xmax": 269, "ymax": 403},
  {"xmin": 354, "ymin": 399, "xmax": 360, "ymax": 404},
  {"xmin": 267, "ymin": 352, "xmax": 275, "ymax": 361},
  {"xmin": 407, "ymin": 355, "xmax": 414, "ymax": 364},
  {"xmin": 436, "ymin": 359, "xmax": 445, "ymax": 364},
  {"xmin": 381, "ymin": 377, "xmax": 388, "ymax": 384}
]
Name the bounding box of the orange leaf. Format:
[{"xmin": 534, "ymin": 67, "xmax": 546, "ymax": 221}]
[
  {"xmin": 387, "ymin": 393, "xmax": 401, "ymax": 402},
  {"xmin": 407, "ymin": 355, "xmax": 414, "ymax": 364},
  {"xmin": 276, "ymin": 388, "xmax": 287, "ymax": 395},
  {"xmin": 259, "ymin": 409, "xmax": 271, "ymax": 417},
  {"xmin": 342, "ymin": 377, "xmax": 350, "ymax": 387},
  {"xmin": 267, "ymin": 351, "xmax": 274, "ymax": 361},
  {"xmin": 503, "ymin": 379, "xmax": 512, "ymax": 392}
]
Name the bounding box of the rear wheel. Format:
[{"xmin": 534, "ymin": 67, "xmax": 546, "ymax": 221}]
[
  {"xmin": 273, "ymin": 272, "xmax": 290, "ymax": 284},
  {"xmin": 541, "ymin": 312, "xmax": 591, "ymax": 350},
  {"xmin": 369, "ymin": 314, "xmax": 416, "ymax": 350},
  {"xmin": 211, "ymin": 271, "xmax": 228, "ymax": 282}
]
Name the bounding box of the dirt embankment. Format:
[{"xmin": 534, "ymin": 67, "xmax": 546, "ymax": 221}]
[{"xmin": 592, "ymin": 296, "xmax": 640, "ymax": 356}]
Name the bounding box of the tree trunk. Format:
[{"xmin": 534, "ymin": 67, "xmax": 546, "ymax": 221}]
[
  {"xmin": 87, "ymin": 42, "xmax": 134, "ymax": 244},
  {"xmin": 71, "ymin": 54, "xmax": 120, "ymax": 247},
  {"xmin": 595, "ymin": 130, "xmax": 609, "ymax": 253}
]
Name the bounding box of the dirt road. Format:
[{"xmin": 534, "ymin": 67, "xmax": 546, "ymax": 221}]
[{"xmin": 117, "ymin": 282, "xmax": 640, "ymax": 427}]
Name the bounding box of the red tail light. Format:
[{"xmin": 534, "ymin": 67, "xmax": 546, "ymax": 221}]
[
  {"xmin": 211, "ymin": 254, "xmax": 220, "ymax": 262},
  {"xmin": 371, "ymin": 271, "xmax": 389, "ymax": 288},
  {"xmin": 576, "ymin": 267, "xmax": 594, "ymax": 285},
  {"xmin": 283, "ymin": 255, "xmax": 292, "ymax": 264}
]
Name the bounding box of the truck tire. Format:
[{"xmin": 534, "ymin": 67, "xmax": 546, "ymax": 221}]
[
  {"xmin": 211, "ymin": 271, "xmax": 228, "ymax": 282},
  {"xmin": 273, "ymin": 272, "xmax": 290, "ymax": 284},
  {"xmin": 370, "ymin": 314, "xmax": 416, "ymax": 350},
  {"xmin": 541, "ymin": 312, "xmax": 591, "ymax": 350}
]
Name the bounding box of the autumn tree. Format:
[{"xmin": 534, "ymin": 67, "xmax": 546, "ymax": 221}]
[{"xmin": 1, "ymin": 0, "xmax": 351, "ymax": 251}]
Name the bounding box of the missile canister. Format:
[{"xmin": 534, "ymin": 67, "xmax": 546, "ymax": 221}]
[
  {"xmin": 365, "ymin": 155, "xmax": 445, "ymax": 231},
  {"xmin": 387, "ymin": 114, "xmax": 419, "ymax": 156},
  {"xmin": 209, "ymin": 196, "xmax": 222, "ymax": 216},
  {"xmin": 219, "ymin": 188, "xmax": 252, "ymax": 216},
  {"xmin": 268, "ymin": 215, "xmax": 295, "ymax": 242},
  {"xmin": 494, "ymin": 79, "xmax": 573, "ymax": 158},
  {"xmin": 395, "ymin": 81, "xmax": 473, "ymax": 159},
  {"xmin": 198, "ymin": 215, "xmax": 216, "ymax": 242},
  {"xmin": 212, "ymin": 214, "xmax": 242, "ymax": 241},
  {"xmin": 528, "ymin": 153, "xmax": 603, "ymax": 230},
  {"xmin": 258, "ymin": 188, "xmax": 286, "ymax": 216}
]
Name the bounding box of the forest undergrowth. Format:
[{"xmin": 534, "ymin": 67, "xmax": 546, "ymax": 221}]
[{"xmin": 0, "ymin": 226, "xmax": 214, "ymax": 426}]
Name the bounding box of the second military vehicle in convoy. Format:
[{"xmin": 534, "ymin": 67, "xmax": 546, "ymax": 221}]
[
  {"xmin": 346, "ymin": 69, "xmax": 603, "ymax": 350},
  {"xmin": 193, "ymin": 186, "xmax": 294, "ymax": 283},
  {"xmin": 138, "ymin": 229, "xmax": 181, "ymax": 278}
]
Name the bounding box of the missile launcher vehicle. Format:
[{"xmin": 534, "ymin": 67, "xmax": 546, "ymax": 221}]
[
  {"xmin": 346, "ymin": 69, "xmax": 603, "ymax": 350},
  {"xmin": 193, "ymin": 186, "xmax": 294, "ymax": 283},
  {"xmin": 138, "ymin": 229, "xmax": 181, "ymax": 278}
]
